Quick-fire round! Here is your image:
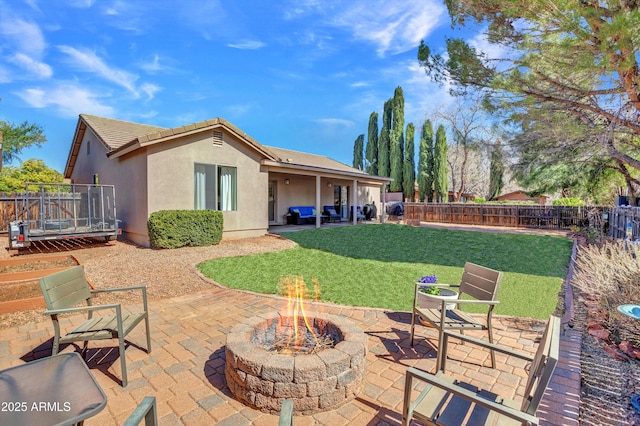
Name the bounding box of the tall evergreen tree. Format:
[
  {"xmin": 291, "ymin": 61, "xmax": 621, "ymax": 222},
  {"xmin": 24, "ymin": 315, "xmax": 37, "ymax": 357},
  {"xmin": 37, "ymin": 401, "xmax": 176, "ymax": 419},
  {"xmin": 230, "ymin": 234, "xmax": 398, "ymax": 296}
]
[
  {"xmin": 433, "ymin": 124, "xmax": 449, "ymax": 202},
  {"xmin": 378, "ymin": 98, "xmax": 393, "ymax": 177},
  {"xmin": 487, "ymin": 141, "xmax": 504, "ymax": 200},
  {"xmin": 390, "ymin": 86, "xmax": 405, "ymax": 192},
  {"xmin": 418, "ymin": 119, "xmax": 435, "ymax": 202},
  {"xmin": 365, "ymin": 112, "xmax": 379, "ymax": 175},
  {"xmin": 352, "ymin": 134, "xmax": 364, "ymax": 170},
  {"xmin": 403, "ymin": 123, "xmax": 416, "ymax": 201}
]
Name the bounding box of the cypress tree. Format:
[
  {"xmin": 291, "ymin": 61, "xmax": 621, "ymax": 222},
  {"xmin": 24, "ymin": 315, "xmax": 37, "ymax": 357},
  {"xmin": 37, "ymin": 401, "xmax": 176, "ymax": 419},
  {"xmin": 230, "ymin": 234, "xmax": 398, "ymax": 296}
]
[
  {"xmin": 403, "ymin": 122, "xmax": 416, "ymax": 201},
  {"xmin": 365, "ymin": 112, "xmax": 379, "ymax": 175},
  {"xmin": 352, "ymin": 134, "xmax": 364, "ymax": 170},
  {"xmin": 418, "ymin": 119, "xmax": 435, "ymax": 202},
  {"xmin": 390, "ymin": 86, "xmax": 404, "ymax": 192},
  {"xmin": 378, "ymin": 98, "xmax": 393, "ymax": 177},
  {"xmin": 433, "ymin": 124, "xmax": 448, "ymax": 202},
  {"xmin": 488, "ymin": 141, "xmax": 505, "ymax": 200}
]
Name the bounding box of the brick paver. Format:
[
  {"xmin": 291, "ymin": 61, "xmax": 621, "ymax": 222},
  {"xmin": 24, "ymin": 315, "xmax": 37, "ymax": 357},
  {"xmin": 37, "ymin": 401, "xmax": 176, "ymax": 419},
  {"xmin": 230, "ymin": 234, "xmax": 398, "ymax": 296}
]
[{"xmin": 1, "ymin": 282, "xmax": 580, "ymax": 425}]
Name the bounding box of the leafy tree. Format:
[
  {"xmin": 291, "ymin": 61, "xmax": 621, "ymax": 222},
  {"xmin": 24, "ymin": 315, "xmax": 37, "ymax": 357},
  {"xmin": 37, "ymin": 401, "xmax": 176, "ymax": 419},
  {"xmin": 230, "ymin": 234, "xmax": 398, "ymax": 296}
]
[
  {"xmin": 434, "ymin": 94, "xmax": 489, "ymax": 201},
  {"xmin": 352, "ymin": 134, "xmax": 364, "ymax": 170},
  {"xmin": 434, "ymin": 124, "xmax": 449, "ymax": 202},
  {"xmin": 365, "ymin": 112, "xmax": 379, "ymax": 175},
  {"xmin": 487, "ymin": 141, "xmax": 504, "ymax": 200},
  {"xmin": 0, "ymin": 120, "xmax": 47, "ymax": 164},
  {"xmin": 418, "ymin": 1, "xmax": 640, "ymax": 184},
  {"xmin": 403, "ymin": 123, "xmax": 416, "ymax": 201},
  {"xmin": 511, "ymin": 106, "xmax": 640, "ymax": 201},
  {"xmin": 0, "ymin": 158, "xmax": 64, "ymax": 193},
  {"xmin": 418, "ymin": 119, "xmax": 435, "ymax": 202},
  {"xmin": 378, "ymin": 98, "xmax": 393, "ymax": 177},
  {"xmin": 390, "ymin": 86, "xmax": 405, "ymax": 192}
]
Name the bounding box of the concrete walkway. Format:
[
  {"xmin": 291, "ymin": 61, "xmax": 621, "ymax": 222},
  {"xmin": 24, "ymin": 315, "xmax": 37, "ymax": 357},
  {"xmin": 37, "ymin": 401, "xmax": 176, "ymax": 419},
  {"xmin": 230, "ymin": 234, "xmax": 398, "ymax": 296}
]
[{"xmin": 1, "ymin": 279, "xmax": 580, "ymax": 425}]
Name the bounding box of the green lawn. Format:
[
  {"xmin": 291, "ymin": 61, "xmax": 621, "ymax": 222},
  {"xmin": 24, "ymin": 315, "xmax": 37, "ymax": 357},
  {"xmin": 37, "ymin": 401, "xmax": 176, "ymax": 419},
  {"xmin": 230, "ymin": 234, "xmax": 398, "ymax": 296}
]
[{"xmin": 197, "ymin": 224, "xmax": 573, "ymax": 319}]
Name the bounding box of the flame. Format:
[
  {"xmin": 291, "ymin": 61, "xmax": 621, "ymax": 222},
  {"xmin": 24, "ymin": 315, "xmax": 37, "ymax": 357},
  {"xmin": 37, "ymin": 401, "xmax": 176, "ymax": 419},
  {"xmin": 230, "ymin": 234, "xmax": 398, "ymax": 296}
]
[{"xmin": 279, "ymin": 276, "xmax": 320, "ymax": 350}]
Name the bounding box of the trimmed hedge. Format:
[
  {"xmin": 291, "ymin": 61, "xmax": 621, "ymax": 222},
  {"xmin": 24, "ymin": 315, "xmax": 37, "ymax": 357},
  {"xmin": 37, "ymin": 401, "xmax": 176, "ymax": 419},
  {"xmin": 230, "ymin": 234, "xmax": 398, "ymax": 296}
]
[{"xmin": 147, "ymin": 210, "xmax": 223, "ymax": 249}]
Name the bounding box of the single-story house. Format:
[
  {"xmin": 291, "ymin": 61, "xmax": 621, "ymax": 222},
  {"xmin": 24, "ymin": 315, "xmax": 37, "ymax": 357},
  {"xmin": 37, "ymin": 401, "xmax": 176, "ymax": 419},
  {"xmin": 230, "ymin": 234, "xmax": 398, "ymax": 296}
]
[
  {"xmin": 64, "ymin": 114, "xmax": 392, "ymax": 246},
  {"xmin": 496, "ymin": 190, "xmax": 548, "ymax": 205}
]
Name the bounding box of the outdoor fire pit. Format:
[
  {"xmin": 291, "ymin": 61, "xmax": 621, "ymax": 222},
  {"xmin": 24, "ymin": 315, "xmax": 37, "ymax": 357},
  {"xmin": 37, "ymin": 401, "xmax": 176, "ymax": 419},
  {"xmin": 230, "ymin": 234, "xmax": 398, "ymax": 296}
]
[{"xmin": 224, "ymin": 311, "xmax": 367, "ymax": 414}]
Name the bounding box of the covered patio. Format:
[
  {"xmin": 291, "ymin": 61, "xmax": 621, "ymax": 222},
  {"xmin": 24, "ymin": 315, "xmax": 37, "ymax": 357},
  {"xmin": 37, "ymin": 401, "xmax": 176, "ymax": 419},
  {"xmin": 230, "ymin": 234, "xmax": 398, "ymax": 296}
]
[{"xmin": 262, "ymin": 146, "xmax": 393, "ymax": 228}]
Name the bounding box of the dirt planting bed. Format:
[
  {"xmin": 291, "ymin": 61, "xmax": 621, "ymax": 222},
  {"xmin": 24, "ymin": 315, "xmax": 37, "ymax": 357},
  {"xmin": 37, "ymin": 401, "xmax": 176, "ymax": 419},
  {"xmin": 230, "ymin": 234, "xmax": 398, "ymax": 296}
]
[{"xmin": 0, "ymin": 255, "xmax": 80, "ymax": 314}]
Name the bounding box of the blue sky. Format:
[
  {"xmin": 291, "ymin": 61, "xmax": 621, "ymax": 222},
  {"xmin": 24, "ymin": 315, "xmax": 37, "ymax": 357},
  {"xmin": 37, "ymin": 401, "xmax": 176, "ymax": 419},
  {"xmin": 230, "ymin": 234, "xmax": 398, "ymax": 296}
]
[{"xmin": 0, "ymin": 0, "xmax": 486, "ymax": 173}]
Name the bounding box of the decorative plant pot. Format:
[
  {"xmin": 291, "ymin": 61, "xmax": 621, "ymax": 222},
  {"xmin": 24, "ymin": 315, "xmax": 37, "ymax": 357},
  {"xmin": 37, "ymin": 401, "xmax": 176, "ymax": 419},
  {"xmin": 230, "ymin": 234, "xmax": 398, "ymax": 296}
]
[{"xmin": 417, "ymin": 286, "xmax": 459, "ymax": 311}]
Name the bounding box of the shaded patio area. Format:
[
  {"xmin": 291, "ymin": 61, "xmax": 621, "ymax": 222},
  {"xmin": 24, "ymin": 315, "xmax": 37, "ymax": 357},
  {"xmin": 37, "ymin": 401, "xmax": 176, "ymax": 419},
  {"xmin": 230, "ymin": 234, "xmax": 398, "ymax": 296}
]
[{"xmin": 0, "ymin": 278, "xmax": 580, "ymax": 425}]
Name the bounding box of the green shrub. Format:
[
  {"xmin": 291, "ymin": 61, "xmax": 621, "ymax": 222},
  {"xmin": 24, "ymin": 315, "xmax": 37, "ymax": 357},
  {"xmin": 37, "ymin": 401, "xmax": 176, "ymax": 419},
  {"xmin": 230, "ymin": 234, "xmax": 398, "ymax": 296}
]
[
  {"xmin": 553, "ymin": 197, "xmax": 586, "ymax": 206},
  {"xmin": 147, "ymin": 210, "xmax": 223, "ymax": 249},
  {"xmin": 474, "ymin": 197, "xmax": 486, "ymax": 203}
]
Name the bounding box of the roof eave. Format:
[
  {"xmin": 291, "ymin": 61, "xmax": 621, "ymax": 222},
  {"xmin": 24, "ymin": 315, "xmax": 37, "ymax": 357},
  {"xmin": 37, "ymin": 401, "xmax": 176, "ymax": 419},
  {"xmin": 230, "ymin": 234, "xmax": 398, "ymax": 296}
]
[
  {"xmin": 261, "ymin": 159, "xmax": 393, "ymax": 184},
  {"xmin": 107, "ymin": 119, "xmax": 279, "ymax": 161}
]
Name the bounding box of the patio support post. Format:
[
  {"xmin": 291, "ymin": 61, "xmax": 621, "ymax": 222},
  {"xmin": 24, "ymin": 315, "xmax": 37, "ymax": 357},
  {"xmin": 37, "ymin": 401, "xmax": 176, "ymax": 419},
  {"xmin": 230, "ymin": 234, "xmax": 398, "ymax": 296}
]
[
  {"xmin": 315, "ymin": 175, "xmax": 321, "ymax": 229},
  {"xmin": 352, "ymin": 179, "xmax": 358, "ymax": 225},
  {"xmin": 381, "ymin": 184, "xmax": 386, "ymax": 223}
]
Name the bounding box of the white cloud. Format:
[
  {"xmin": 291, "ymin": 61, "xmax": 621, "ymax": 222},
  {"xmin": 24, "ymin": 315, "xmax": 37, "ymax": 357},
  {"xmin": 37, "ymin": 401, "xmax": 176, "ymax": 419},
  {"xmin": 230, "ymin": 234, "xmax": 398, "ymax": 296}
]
[
  {"xmin": 350, "ymin": 81, "xmax": 370, "ymax": 88},
  {"xmin": 227, "ymin": 40, "xmax": 266, "ymax": 50},
  {"xmin": 0, "ymin": 18, "xmax": 47, "ymax": 57},
  {"xmin": 9, "ymin": 53, "xmax": 53, "ymax": 79},
  {"xmin": 285, "ymin": 0, "xmax": 445, "ymax": 57},
  {"xmin": 58, "ymin": 45, "xmax": 141, "ymax": 96},
  {"xmin": 140, "ymin": 82, "xmax": 161, "ymax": 100},
  {"xmin": 337, "ymin": 1, "xmax": 445, "ymax": 56},
  {"xmin": 68, "ymin": 0, "xmax": 96, "ymax": 7},
  {"xmin": 102, "ymin": 1, "xmax": 149, "ymax": 32},
  {"xmin": 468, "ymin": 31, "xmax": 511, "ymax": 66},
  {"xmin": 0, "ymin": 65, "xmax": 11, "ymax": 83},
  {"xmin": 16, "ymin": 83, "xmax": 115, "ymax": 118},
  {"xmin": 226, "ymin": 103, "xmax": 254, "ymax": 117},
  {"xmin": 140, "ymin": 54, "xmax": 166, "ymax": 74},
  {"xmin": 315, "ymin": 118, "xmax": 355, "ymax": 127}
]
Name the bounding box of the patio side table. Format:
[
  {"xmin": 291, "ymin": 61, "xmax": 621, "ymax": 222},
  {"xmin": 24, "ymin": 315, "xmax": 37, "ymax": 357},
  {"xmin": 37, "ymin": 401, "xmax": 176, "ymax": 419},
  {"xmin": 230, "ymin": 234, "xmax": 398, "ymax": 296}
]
[{"xmin": 0, "ymin": 352, "xmax": 107, "ymax": 426}]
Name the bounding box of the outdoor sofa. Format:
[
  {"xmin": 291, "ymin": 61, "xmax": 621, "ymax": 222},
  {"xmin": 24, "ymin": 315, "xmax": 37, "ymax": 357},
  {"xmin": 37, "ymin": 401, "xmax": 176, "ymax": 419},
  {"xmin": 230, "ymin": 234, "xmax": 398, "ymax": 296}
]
[{"xmin": 288, "ymin": 206, "xmax": 317, "ymax": 224}]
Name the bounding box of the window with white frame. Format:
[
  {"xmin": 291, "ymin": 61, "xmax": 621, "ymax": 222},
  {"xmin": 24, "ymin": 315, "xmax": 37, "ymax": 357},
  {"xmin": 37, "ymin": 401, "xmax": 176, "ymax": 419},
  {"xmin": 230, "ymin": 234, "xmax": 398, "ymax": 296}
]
[{"xmin": 194, "ymin": 163, "xmax": 237, "ymax": 211}]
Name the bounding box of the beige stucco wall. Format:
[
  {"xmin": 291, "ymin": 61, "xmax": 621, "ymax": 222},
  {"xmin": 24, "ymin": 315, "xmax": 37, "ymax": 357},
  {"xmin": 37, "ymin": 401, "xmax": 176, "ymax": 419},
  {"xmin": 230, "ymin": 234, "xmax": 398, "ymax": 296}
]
[
  {"xmin": 69, "ymin": 127, "xmax": 149, "ymax": 246},
  {"xmin": 145, "ymin": 130, "xmax": 269, "ymax": 241},
  {"xmin": 70, "ymin": 126, "xmax": 269, "ymax": 246}
]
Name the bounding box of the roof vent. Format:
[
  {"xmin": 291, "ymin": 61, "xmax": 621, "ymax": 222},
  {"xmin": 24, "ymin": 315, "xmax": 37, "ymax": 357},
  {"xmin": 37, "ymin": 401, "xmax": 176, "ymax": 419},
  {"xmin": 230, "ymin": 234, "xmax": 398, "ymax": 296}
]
[{"xmin": 212, "ymin": 131, "xmax": 223, "ymax": 147}]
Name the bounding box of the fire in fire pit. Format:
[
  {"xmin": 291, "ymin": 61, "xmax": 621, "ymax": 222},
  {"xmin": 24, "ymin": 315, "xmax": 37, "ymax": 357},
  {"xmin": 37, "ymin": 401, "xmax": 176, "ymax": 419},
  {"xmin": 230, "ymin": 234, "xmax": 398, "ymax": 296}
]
[
  {"xmin": 225, "ymin": 276, "xmax": 367, "ymax": 414},
  {"xmin": 254, "ymin": 276, "xmax": 337, "ymax": 355},
  {"xmin": 253, "ymin": 315, "xmax": 337, "ymax": 354}
]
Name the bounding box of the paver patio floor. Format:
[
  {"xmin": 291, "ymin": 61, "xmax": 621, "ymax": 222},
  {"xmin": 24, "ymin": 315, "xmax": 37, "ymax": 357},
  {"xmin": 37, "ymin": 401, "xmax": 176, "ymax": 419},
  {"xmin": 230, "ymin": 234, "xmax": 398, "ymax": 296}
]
[{"xmin": 0, "ymin": 281, "xmax": 580, "ymax": 425}]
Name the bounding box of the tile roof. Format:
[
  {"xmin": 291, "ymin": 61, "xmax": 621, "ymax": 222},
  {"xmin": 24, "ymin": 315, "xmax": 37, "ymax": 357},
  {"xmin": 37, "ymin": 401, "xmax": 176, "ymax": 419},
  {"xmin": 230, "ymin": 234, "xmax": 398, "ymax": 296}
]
[
  {"xmin": 67, "ymin": 114, "xmax": 390, "ymax": 183},
  {"xmin": 265, "ymin": 146, "xmax": 368, "ymax": 175},
  {"xmin": 80, "ymin": 114, "xmax": 166, "ymax": 150}
]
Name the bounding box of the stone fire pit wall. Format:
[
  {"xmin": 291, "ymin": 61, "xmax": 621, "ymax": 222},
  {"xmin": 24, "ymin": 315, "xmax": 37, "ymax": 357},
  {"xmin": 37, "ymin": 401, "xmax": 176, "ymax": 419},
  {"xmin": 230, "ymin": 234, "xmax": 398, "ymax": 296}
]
[{"xmin": 225, "ymin": 312, "xmax": 367, "ymax": 414}]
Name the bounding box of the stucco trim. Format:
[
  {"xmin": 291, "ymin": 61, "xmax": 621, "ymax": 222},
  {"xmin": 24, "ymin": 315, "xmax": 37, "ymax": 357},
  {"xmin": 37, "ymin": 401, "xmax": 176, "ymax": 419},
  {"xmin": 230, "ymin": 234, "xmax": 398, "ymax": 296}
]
[{"xmin": 107, "ymin": 118, "xmax": 278, "ymax": 162}]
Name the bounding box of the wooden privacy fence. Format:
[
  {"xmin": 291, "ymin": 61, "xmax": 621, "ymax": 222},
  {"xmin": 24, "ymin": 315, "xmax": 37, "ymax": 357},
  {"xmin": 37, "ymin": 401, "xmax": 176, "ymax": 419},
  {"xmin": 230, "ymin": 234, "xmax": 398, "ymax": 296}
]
[
  {"xmin": 0, "ymin": 195, "xmax": 35, "ymax": 234},
  {"xmin": 0, "ymin": 192, "xmax": 83, "ymax": 234},
  {"xmin": 608, "ymin": 206, "xmax": 640, "ymax": 240},
  {"xmin": 404, "ymin": 203, "xmax": 600, "ymax": 230}
]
